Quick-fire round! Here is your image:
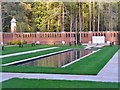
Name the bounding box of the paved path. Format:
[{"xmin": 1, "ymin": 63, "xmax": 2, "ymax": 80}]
[
  {"xmin": 1, "ymin": 50, "xmax": 119, "ymax": 83},
  {"xmin": 97, "ymin": 49, "xmax": 119, "ymax": 82},
  {"xmin": 0, "ymin": 47, "xmax": 58, "ymax": 58}
]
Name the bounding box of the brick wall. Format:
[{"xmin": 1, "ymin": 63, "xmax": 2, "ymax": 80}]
[{"xmin": 2, "ymin": 31, "xmax": 119, "ymax": 45}]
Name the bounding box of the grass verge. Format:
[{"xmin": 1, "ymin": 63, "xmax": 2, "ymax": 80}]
[{"xmin": 2, "ymin": 78, "xmax": 119, "ymax": 88}]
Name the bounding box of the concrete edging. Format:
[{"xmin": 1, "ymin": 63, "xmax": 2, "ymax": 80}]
[
  {"xmin": 61, "ymin": 49, "xmax": 101, "ymax": 68},
  {"xmin": 0, "ymin": 47, "xmax": 59, "ymax": 58},
  {"xmin": 1, "ymin": 48, "xmax": 72, "ymax": 66}
]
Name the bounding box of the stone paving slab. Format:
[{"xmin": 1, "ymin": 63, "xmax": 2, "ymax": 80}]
[{"xmin": 0, "ymin": 49, "xmax": 119, "ymax": 83}]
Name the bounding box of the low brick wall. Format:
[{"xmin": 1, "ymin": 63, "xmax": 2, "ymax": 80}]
[{"xmin": 2, "ymin": 31, "xmax": 119, "ymax": 45}]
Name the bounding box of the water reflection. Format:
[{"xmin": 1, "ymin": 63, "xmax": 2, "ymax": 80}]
[{"xmin": 16, "ymin": 49, "xmax": 93, "ymax": 67}]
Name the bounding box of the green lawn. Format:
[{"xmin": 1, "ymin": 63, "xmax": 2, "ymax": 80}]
[
  {"xmin": 2, "ymin": 45, "xmax": 119, "ymax": 75},
  {"xmin": 2, "ymin": 78, "xmax": 119, "ymax": 88},
  {"xmin": 2, "ymin": 44, "xmax": 54, "ymax": 55},
  {"xmin": 1, "ymin": 47, "xmax": 68, "ymax": 64},
  {"xmin": 2, "ymin": 45, "xmax": 83, "ymax": 64}
]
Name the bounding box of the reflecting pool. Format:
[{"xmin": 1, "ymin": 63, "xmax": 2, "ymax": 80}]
[{"xmin": 16, "ymin": 49, "xmax": 93, "ymax": 67}]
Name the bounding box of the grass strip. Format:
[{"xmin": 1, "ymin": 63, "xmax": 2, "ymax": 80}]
[
  {"xmin": 2, "ymin": 45, "xmax": 83, "ymax": 64},
  {"xmin": 2, "ymin": 44, "xmax": 54, "ymax": 55},
  {"xmin": 2, "ymin": 47, "xmax": 68, "ymax": 64},
  {"xmin": 65, "ymin": 45, "xmax": 119, "ymax": 74},
  {"xmin": 2, "ymin": 78, "xmax": 119, "ymax": 88},
  {"xmin": 2, "ymin": 46, "xmax": 119, "ymax": 75}
]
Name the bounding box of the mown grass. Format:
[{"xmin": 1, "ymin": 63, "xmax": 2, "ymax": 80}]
[
  {"xmin": 2, "ymin": 46, "xmax": 119, "ymax": 75},
  {"xmin": 1, "ymin": 45, "xmax": 83, "ymax": 64},
  {"xmin": 65, "ymin": 45, "xmax": 119, "ymax": 74},
  {"xmin": 2, "ymin": 47, "xmax": 69, "ymax": 64},
  {"xmin": 2, "ymin": 78, "xmax": 119, "ymax": 88},
  {"xmin": 2, "ymin": 44, "xmax": 54, "ymax": 55}
]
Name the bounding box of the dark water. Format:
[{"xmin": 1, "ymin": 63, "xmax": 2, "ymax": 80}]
[{"xmin": 16, "ymin": 49, "xmax": 93, "ymax": 67}]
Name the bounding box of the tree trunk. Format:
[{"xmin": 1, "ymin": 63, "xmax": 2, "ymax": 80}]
[
  {"xmin": 89, "ymin": 0, "xmax": 92, "ymax": 32},
  {"xmin": 47, "ymin": 2, "xmax": 49, "ymax": 31},
  {"xmin": 57, "ymin": 19, "xmax": 60, "ymax": 32},
  {"xmin": 104, "ymin": 3, "xmax": 106, "ymax": 31},
  {"xmin": 93, "ymin": 0, "xmax": 95, "ymax": 32},
  {"xmin": 62, "ymin": 2, "xmax": 64, "ymax": 32},
  {"xmin": 79, "ymin": 2, "xmax": 82, "ymax": 43},
  {"xmin": 82, "ymin": 3, "xmax": 84, "ymax": 32},
  {"xmin": 75, "ymin": 11, "xmax": 78, "ymax": 45},
  {"xmin": 0, "ymin": 1, "xmax": 3, "ymax": 45},
  {"xmin": 20, "ymin": 23, "xmax": 23, "ymax": 43},
  {"xmin": 110, "ymin": 3, "xmax": 113, "ymax": 31},
  {"xmin": 109, "ymin": 2, "xmax": 111, "ymax": 31},
  {"xmin": 48, "ymin": 20, "xmax": 50, "ymax": 31},
  {"xmin": 97, "ymin": 1, "xmax": 100, "ymax": 32},
  {"xmin": 70, "ymin": 3, "xmax": 73, "ymax": 44}
]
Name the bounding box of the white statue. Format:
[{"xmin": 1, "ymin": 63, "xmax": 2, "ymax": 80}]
[{"xmin": 11, "ymin": 16, "xmax": 16, "ymax": 33}]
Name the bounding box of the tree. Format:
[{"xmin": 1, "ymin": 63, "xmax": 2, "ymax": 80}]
[
  {"xmin": 2, "ymin": 2, "xmax": 32, "ymax": 32},
  {"xmin": 2, "ymin": 1, "xmax": 119, "ymax": 32},
  {"xmin": 32, "ymin": 2, "xmax": 62, "ymax": 32}
]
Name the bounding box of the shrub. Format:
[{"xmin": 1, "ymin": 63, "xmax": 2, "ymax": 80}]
[{"xmin": 7, "ymin": 40, "xmax": 27, "ymax": 45}]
